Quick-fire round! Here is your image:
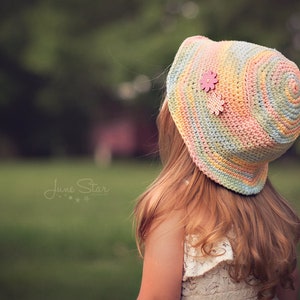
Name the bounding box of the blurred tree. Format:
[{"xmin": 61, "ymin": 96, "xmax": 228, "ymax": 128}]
[
  {"xmin": 0, "ymin": 0, "xmax": 141, "ymax": 156},
  {"xmin": 0, "ymin": 0, "xmax": 299, "ymax": 157}
]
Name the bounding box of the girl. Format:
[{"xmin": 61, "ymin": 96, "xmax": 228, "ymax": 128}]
[{"xmin": 134, "ymin": 36, "xmax": 300, "ymax": 299}]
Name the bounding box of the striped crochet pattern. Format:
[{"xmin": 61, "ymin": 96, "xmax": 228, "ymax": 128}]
[{"xmin": 167, "ymin": 36, "xmax": 300, "ymax": 195}]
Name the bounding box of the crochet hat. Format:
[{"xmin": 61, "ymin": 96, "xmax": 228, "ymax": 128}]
[{"xmin": 166, "ymin": 36, "xmax": 300, "ymax": 195}]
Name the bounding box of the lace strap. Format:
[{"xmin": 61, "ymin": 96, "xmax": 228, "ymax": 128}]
[{"xmin": 183, "ymin": 235, "xmax": 233, "ymax": 281}]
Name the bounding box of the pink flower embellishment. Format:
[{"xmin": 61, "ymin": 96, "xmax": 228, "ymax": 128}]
[
  {"xmin": 199, "ymin": 70, "xmax": 225, "ymax": 116},
  {"xmin": 207, "ymin": 93, "xmax": 225, "ymax": 116},
  {"xmin": 200, "ymin": 71, "xmax": 218, "ymax": 92}
]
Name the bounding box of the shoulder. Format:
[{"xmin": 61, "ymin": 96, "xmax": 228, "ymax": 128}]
[
  {"xmin": 144, "ymin": 209, "xmax": 185, "ymax": 262},
  {"xmin": 137, "ymin": 209, "xmax": 185, "ymax": 300}
]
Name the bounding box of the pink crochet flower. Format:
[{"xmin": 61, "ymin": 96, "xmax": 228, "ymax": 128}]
[
  {"xmin": 207, "ymin": 92, "xmax": 225, "ymax": 116},
  {"xmin": 200, "ymin": 71, "xmax": 218, "ymax": 92}
]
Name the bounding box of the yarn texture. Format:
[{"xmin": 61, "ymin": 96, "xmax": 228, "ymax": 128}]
[{"xmin": 167, "ymin": 36, "xmax": 300, "ymax": 195}]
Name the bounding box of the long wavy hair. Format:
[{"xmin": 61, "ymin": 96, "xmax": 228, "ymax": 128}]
[{"xmin": 134, "ymin": 99, "xmax": 300, "ymax": 299}]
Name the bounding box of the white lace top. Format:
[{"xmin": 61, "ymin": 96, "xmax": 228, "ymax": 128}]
[{"xmin": 182, "ymin": 235, "xmax": 278, "ymax": 300}]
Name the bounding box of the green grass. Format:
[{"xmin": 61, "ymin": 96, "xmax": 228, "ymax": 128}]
[
  {"xmin": 0, "ymin": 158, "xmax": 299, "ymax": 300},
  {"xmin": 0, "ymin": 159, "xmax": 160, "ymax": 300}
]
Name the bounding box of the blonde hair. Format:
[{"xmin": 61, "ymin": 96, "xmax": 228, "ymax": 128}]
[{"xmin": 134, "ymin": 99, "xmax": 300, "ymax": 299}]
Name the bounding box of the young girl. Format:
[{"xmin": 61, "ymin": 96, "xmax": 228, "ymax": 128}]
[{"xmin": 134, "ymin": 36, "xmax": 300, "ymax": 299}]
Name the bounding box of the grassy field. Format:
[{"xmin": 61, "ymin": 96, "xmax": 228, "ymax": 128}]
[{"xmin": 0, "ymin": 158, "xmax": 299, "ymax": 300}]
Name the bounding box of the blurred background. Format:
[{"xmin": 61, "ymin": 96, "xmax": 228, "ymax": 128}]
[{"xmin": 0, "ymin": 0, "xmax": 300, "ymax": 299}]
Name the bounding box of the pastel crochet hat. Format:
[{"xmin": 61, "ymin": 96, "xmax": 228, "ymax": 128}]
[{"xmin": 166, "ymin": 36, "xmax": 300, "ymax": 195}]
